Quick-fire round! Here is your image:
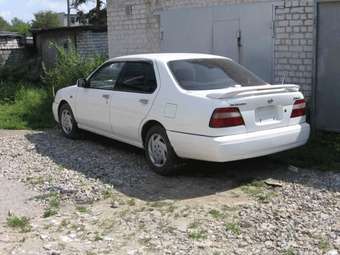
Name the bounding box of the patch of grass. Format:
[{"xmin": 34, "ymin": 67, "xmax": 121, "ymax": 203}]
[
  {"xmin": 241, "ymin": 180, "xmax": 277, "ymax": 203},
  {"xmin": 208, "ymin": 209, "xmax": 224, "ymax": 219},
  {"xmin": 318, "ymin": 237, "xmax": 331, "ymax": 253},
  {"xmin": 6, "ymin": 214, "xmax": 31, "ymax": 232},
  {"xmin": 102, "ymin": 189, "xmax": 113, "ymax": 199},
  {"xmin": 94, "ymin": 232, "xmax": 103, "ymax": 241},
  {"xmin": 187, "ymin": 220, "xmax": 207, "ymax": 240},
  {"xmin": 27, "ymin": 176, "xmax": 45, "ymax": 185},
  {"xmin": 127, "ymin": 199, "xmax": 136, "ymax": 206},
  {"xmin": 0, "ymin": 86, "xmax": 54, "ymax": 130},
  {"xmin": 76, "ymin": 206, "xmax": 88, "ymax": 213},
  {"xmin": 43, "ymin": 193, "xmax": 60, "ymax": 218},
  {"xmin": 225, "ymin": 222, "xmax": 241, "ymax": 236},
  {"xmin": 282, "ymin": 247, "xmax": 296, "ymax": 255},
  {"xmin": 188, "ymin": 229, "xmax": 207, "ymax": 240},
  {"xmin": 43, "ymin": 208, "xmax": 58, "ymax": 218},
  {"xmin": 272, "ymin": 132, "xmax": 340, "ymax": 171},
  {"xmin": 49, "ymin": 195, "xmax": 60, "ymax": 208}
]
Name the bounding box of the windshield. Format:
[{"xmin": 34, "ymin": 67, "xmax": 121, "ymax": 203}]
[{"xmin": 168, "ymin": 58, "xmax": 267, "ymax": 90}]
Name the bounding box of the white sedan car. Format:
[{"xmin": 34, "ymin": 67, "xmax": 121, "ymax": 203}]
[{"xmin": 53, "ymin": 53, "xmax": 310, "ymax": 175}]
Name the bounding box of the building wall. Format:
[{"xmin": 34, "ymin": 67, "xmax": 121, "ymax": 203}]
[
  {"xmin": 35, "ymin": 31, "xmax": 76, "ymax": 68},
  {"xmin": 35, "ymin": 29, "xmax": 108, "ymax": 68},
  {"xmin": 76, "ymin": 31, "xmax": 108, "ymax": 57},
  {"xmin": 107, "ymin": 0, "xmax": 315, "ymax": 97},
  {"xmin": 273, "ymin": 0, "xmax": 314, "ymax": 97},
  {"xmin": 0, "ymin": 37, "xmax": 26, "ymax": 67}
]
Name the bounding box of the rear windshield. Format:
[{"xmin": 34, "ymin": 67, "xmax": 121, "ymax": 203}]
[{"xmin": 168, "ymin": 58, "xmax": 267, "ymax": 90}]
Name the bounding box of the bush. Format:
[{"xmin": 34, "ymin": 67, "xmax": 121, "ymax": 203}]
[
  {"xmin": 0, "ymin": 81, "xmax": 23, "ymax": 104},
  {"xmin": 0, "ymin": 46, "xmax": 105, "ymax": 130},
  {"xmin": 0, "ymin": 86, "xmax": 54, "ymax": 129},
  {"xmin": 0, "ymin": 50, "xmax": 42, "ymax": 83},
  {"xmin": 43, "ymin": 45, "xmax": 105, "ymax": 93}
]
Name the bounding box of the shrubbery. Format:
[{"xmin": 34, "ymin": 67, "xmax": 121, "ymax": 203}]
[
  {"xmin": 43, "ymin": 46, "xmax": 105, "ymax": 93},
  {"xmin": 0, "ymin": 46, "xmax": 106, "ymax": 129},
  {"xmin": 0, "ymin": 86, "xmax": 54, "ymax": 129}
]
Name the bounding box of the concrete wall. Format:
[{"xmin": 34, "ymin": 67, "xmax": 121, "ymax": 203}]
[
  {"xmin": 107, "ymin": 0, "xmax": 315, "ymax": 97},
  {"xmin": 35, "ymin": 28, "xmax": 108, "ymax": 68},
  {"xmin": 35, "ymin": 31, "xmax": 76, "ymax": 68},
  {"xmin": 273, "ymin": 0, "xmax": 315, "ymax": 98},
  {"xmin": 76, "ymin": 31, "xmax": 108, "ymax": 57},
  {"xmin": 0, "ymin": 37, "xmax": 26, "ymax": 67}
]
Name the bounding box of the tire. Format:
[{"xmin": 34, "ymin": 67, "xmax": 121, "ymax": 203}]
[
  {"xmin": 58, "ymin": 103, "xmax": 79, "ymax": 139},
  {"xmin": 144, "ymin": 125, "xmax": 180, "ymax": 176}
]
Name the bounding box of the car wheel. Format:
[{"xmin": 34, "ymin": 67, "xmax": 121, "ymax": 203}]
[
  {"xmin": 144, "ymin": 125, "xmax": 179, "ymax": 176},
  {"xmin": 59, "ymin": 103, "xmax": 79, "ymax": 139}
]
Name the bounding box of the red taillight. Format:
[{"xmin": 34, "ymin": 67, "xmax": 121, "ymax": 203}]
[
  {"xmin": 209, "ymin": 107, "xmax": 244, "ymax": 128},
  {"xmin": 290, "ymin": 99, "xmax": 306, "ymax": 118}
]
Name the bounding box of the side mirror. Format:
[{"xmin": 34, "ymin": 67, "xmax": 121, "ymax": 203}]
[{"xmin": 77, "ymin": 78, "xmax": 88, "ymax": 88}]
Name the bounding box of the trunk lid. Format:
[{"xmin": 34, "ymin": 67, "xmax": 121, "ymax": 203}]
[{"xmin": 205, "ymin": 84, "xmax": 303, "ymax": 133}]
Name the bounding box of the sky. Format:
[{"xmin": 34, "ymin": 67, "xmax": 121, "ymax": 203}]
[{"xmin": 0, "ymin": 0, "xmax": 98, "ymax": 23}]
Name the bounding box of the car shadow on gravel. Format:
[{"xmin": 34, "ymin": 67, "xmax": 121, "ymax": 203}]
[{"xmin": 25, "ymin": 130, "xmax": 337, "ymax": 202}]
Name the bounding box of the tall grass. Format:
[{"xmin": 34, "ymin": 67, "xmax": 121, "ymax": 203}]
[
  {"xmin": 272, "ymin": 132, "xmax": 340, "ymax": 171},
  {"xmin": 0, "ymin": 46, "xmax": 105, "ymax": 130},
  {"xmin": 0, "ymin": 85, "xmax": 54, "ymax": 129}
]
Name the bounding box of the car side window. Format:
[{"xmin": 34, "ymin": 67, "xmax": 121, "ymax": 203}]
[
  {"xmin": 115, "ymin": 62, "xmax": 157, "ymax": 93},
  {"xmin": 89, "ymin": 62, "xmax": 124, "ymax": 90}
]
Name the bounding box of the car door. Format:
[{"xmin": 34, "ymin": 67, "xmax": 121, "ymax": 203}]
[
  {"xmin": 110, "ymin": 61, "xmax": 159, "ymax": 143},
  {"xmin": 76, "ymin": 62, "xmax": 124, "ymax": 133}
]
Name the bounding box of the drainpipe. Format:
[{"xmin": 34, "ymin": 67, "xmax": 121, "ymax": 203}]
[{"xmin": 67, "ymin": 0, "xmax": 71, "ymax": 27}]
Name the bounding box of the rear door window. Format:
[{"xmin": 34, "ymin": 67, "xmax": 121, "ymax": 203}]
[{"xmin": 115, "ymin": 62, "xmax": 157, "ymax": 94}]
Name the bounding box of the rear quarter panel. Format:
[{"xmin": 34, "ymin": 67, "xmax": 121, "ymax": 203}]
[{"xmin": 145, "ymin": 61, "xmax": 247, "ymax": 137}]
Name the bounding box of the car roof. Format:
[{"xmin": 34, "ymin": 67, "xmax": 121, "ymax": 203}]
[{"xmin": 109, "ymin": 53, "xmax": 230, "ymax": 63}]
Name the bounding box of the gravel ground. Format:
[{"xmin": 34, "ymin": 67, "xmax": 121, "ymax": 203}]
[{"xmin": 0, "ymin": 129, "xmax": 339, "ymax": 255}]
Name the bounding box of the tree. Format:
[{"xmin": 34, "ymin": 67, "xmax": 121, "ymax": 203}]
[
  {"xmin": 10, "ymin": 18, "xmax": 31, "ymax": 35},
  {"xmin": 0, "ymin": 16, "xmax": 11, "ymax": 31},
  {"xmin": 72, "ymin": 0, "xmax": 107, "ymax": 26},
  {"xmin": 32, "ymin": 11, "xmax": 61, "ymax": 30},
  {"xmin": 73, "ymin": 0, "xmax": 104, "ymax": 13}
]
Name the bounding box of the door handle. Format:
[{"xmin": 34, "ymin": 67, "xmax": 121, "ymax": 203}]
[
  {"xmin": 139, "ymin": 99, "xmax": 149, "ymax": 105},
  {"xmin": 102, "ymin": 94, "xmax": 110, "ymax": 99}
]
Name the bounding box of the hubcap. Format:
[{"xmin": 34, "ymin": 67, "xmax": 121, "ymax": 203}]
[
  {"xmin": 61, "ymin": 109, "xmax": 73, "ymax": 135},
  {"xmin": 148, "ymin": 133, "xmax": 168, "ymax": 167}
]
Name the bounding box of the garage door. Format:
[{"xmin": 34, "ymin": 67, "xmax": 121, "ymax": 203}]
[
  {"xmin": 315, "ymin": 2, "xmax": 340, "ymax": 132},
  {"xmin": 160, "ymin": 3, "xmax": 275, "ymax": 82}
]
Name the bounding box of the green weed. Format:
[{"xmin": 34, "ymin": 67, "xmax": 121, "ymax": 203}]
[{"xmin": 6, "ymin": 213, "xmax": 31, "ymax": 232}]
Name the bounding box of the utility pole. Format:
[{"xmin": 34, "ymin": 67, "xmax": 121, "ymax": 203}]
[{"xmin": 67, "ymin": 0, "xmax": 71, "ymax": 27}]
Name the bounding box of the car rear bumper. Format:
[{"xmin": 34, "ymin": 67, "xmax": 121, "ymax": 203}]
[{"xmin": 167, "ymin": 123, "xmax": 310, "ymax": 162}]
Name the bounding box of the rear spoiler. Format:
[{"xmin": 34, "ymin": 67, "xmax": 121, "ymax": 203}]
[{"xmin": 207, "ymin": 84, "xmax": 300, "ymax": 99}]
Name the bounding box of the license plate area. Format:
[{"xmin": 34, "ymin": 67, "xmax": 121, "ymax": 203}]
[{"xmin": 255, "ymin": 106, "xmax": 282, "ymax": 124}]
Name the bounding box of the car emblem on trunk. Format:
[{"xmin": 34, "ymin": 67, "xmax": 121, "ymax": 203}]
[{"xmin": 268, "ymin": 99, "xmax": 274, "ymax": 104}]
